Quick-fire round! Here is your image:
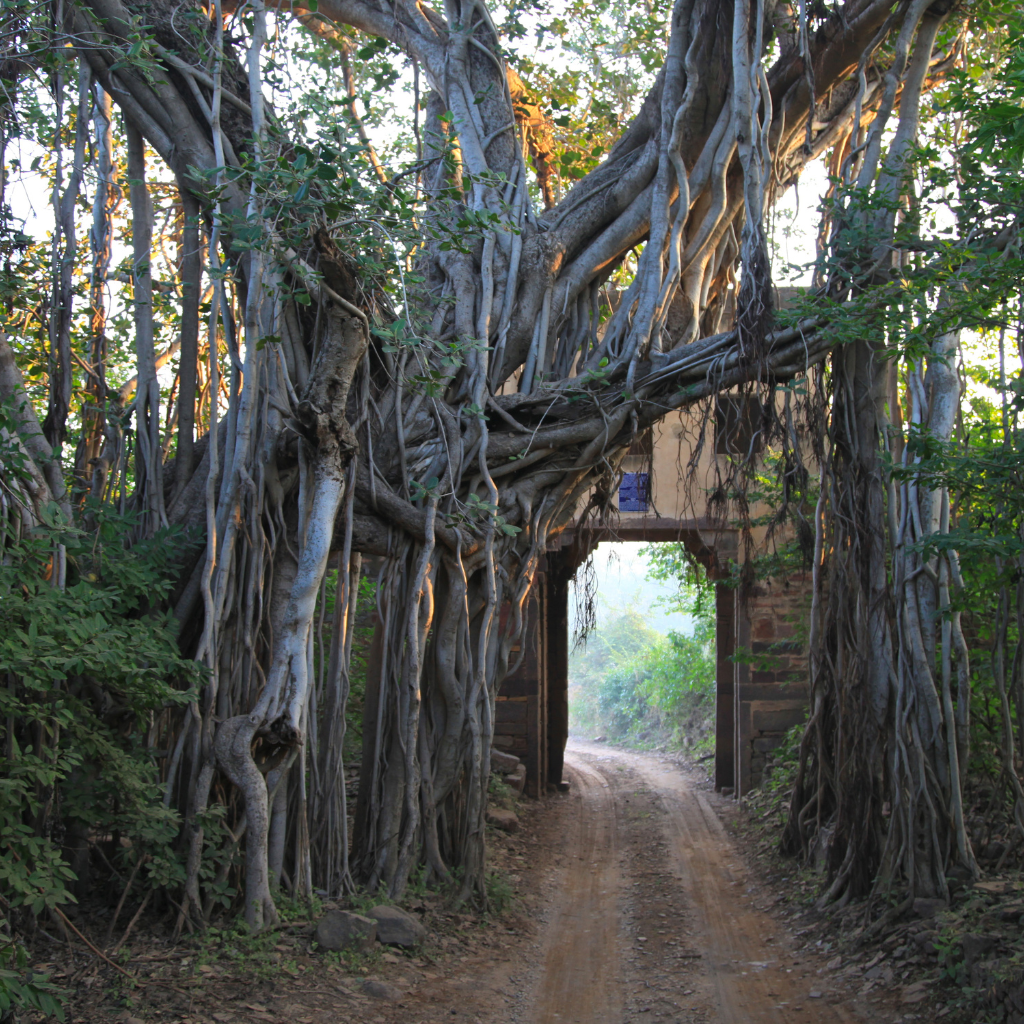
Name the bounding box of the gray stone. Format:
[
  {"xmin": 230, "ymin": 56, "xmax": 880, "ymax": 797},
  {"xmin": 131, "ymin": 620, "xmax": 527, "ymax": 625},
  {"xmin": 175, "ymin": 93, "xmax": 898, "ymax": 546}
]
[
  {"xmin": 360, "ymin": 978, "xmax": 402, "ymax": 1000},
  {"xmin": 963, "ymin": 933, "xmax": 998, "ymax": 967},
  {"xmin": 507, "ymin": 763, "xmax": 527, "ymax": 796},
  {"xmin": 973, "ymin": 879, "xmax": 1014, "ymax": 895},
  {"xmin": 369, "ymin": 905, "xmax": 427, "ymax": 947},
  {"xmin": 486, "ymin": 807, "xmax": 520, "ymax": 833},
  {"xmin": 999, "ymin": 900, "xmax": 1024, "ymax": 922},
  {"xmin": 490, "ymin": 749, "xmax": 521, "ymax": 774},
  {"xmin": 912, "ymin": 897, "xmax": 947, "ymax": 919},
  {"xmin": 314, "ymin": 910, "xmax": 377, "ymax": 952},
  {"xmin": 900, "ymin": 981, "xmax": 929, "ymax": 1004}
]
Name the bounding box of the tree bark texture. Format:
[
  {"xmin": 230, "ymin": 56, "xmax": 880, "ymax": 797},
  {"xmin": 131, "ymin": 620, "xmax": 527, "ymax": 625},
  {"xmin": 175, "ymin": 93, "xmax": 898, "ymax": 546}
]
[{"xmin": 0, "ymin": 0, "xmax": 975, "ymax": 924}]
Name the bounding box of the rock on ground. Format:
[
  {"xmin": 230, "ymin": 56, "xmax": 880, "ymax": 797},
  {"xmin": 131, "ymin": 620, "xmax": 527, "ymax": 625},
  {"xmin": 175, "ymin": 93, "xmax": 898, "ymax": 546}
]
[
  {"xmin": 314, "ymin": 910, "xmax": 377, "ymax": 952},
  {"xmin": 912, "ymin": 897, "xmax": 947, "ymax": 919},
  {"xmin": 506, "ymin": 763, "xmax": 527, "ymax": 796},
  {"xmin": 486, "ymin": 807, "xmax": 520, "ymax": 832},
  {"xmin": 369, "ymin": 905, "xmax": 427, "ymax": 947},
  {"xmin": 360, "ymin": 978, "xmax": 402, "ymax": 1000},
  {"xmin": 490, "ymin": 749, "xmax": 521, "ymax": 774}
]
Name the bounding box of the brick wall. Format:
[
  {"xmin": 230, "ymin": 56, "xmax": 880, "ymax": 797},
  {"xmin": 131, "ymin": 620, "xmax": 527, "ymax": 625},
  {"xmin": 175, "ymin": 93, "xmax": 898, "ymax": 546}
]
[
  {"xmin": 733, "ymin": 571, "xmax": 812, "ymax": 794},
  {"xmin": 494, "ymin": 573, "xmax": 547, "ymax": 797},
  {"xmin": 496, "ymin": 539, "xmax": 814, "ymax": 801}
]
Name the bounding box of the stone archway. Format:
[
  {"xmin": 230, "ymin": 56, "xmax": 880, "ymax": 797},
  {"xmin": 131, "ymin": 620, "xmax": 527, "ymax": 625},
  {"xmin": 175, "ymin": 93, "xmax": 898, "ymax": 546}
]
[{"xmin": 494, "ymin": 514, "xmax": 812, "ymax": 800}]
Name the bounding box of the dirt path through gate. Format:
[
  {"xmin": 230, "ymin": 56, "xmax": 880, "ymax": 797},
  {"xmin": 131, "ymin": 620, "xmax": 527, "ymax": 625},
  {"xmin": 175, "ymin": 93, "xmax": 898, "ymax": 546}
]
[
  {"xmin": 528, "ymin": 753, "xmax": 622, "ymax": 1023},
  {"xmin": 517, "ymin": 740, "xmax": 858, "ymax": 1024},
  {"xmin": 69, "ymin": 742, "xmax": 922, "ymax": 1024}
]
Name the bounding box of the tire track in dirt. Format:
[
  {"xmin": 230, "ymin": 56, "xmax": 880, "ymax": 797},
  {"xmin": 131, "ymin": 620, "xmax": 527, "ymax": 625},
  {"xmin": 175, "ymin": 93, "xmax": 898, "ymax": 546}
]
[
  {"xmin": 551, "ymin": 741, "xmax": 856, "ymax": 1024},
  {"xmin": 528, "ymin": 755, "xmax": 623, "ymax": 1024},
  {"xmin": 624, "ymin": 748, "xmax": 856, "ymax": 1023}
]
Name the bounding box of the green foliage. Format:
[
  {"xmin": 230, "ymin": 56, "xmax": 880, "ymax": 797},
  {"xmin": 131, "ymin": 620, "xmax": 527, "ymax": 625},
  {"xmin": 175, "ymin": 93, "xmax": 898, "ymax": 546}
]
[
  {"xmin": 194, "ymin": 886, "xmax": 322, "ymax": 980},
  {"xmin": 568, "ymin": 594, "xmax": 715, "ymax": 750},
  {"xmin": 0, "ymin": 935, "xmax": 65, "ymax": 1023},
  {"xmin": 315, "ymin": 571, "xmax": 376, "ymax": 759},
  {"xmin": 0, "ymin": 512, "xmax": 201, "ymax": 921},
  {"xmin": 197, "ymin": 914, "xmax": 293, "ymax": 982},
  {"xmin": 484, "ymin": 870, "xmax": 516, "ymax": 914},
  {"xmin": 743, "ymin": 721, "xmax": 803, "ymax": 825},
  {"xmin": 498, "ymin": 0, "xmax": 674, "ymax": 198},
  {"xmin": 487, "ymin": 772, "xmax": 516, "ymax": 810},
  {"xmin": 642, "ymin": 543, "xmax": 716, "ymax": 614}
]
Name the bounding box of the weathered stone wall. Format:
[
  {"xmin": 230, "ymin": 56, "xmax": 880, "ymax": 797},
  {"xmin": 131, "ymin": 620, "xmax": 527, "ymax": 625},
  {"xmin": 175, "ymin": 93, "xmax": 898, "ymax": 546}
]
[
  {"xmin": 496, "ymin": 530, "xmax": 814, "ymax": 801},
  {"xmin": 732, "ymin": 571, "xmax": 812, "ymax": 795},
  {"xmin": 494, "ymin": 573, "xmax": 548, "ymax": 797}
]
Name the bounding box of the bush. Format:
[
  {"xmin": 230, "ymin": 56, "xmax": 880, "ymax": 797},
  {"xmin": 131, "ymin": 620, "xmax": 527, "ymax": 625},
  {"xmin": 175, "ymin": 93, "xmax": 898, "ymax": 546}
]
[
  {"xmin": 0, "ymin": 511, "xmax": 201, "ymax": 930},
  {"xmin": 0, "ymin": 935, "xmax": 65, "ymax": 1023},
  {"xmin": 569, "ymin": 604, "xmax": 715, "ymax": 749}
]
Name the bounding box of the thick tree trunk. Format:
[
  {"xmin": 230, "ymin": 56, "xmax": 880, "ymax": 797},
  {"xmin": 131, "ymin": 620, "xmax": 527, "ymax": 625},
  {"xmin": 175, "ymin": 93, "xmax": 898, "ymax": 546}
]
[{"xmin": 0, "ymin": 0, "xmax": 971, "ymax": 925}]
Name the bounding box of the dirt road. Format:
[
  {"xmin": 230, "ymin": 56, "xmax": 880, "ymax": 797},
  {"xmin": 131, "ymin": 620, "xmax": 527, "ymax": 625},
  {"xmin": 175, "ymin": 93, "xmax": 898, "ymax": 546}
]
[
  {"xmin": 521, "ymin": 741, "xmax": 858, "ymax": 1024},
  {"xmin": 59, "ymin": 739, "xmax": 919, "ymax": 1024},
  {"xmin": 529, "ymin": 754, "xmax": 622, "ymax": 1023}
]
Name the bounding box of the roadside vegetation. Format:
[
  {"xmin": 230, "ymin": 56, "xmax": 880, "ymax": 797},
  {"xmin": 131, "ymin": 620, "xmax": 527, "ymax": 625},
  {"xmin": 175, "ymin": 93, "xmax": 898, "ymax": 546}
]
[
  {"xmin": 4, "ymin": 0, "xmax": 1024, "ymax": 1019},
  {"xmin": 568, "ymin": 547, "xmax": 715, "ymax": 752}
]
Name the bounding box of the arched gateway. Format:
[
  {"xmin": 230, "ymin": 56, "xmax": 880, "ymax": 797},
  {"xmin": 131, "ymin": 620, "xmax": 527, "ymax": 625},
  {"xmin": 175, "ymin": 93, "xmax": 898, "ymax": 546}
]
[{"xmin": 493, "ymin": 406, "xmax": 814, "ymax": 801}]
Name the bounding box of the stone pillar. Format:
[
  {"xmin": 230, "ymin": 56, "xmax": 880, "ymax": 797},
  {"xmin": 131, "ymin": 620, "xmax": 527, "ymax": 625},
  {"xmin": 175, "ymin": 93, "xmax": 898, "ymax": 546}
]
[
  {"xmin": 714, "ymin": 582, "xmax": 736, "ymax": 792},
  {"xmin": 494, "ymin": 572, "xmax": 547, "ymax": 797},
  {"xmin": 546, "ymin": 562, "xmax": 570, "ymax": 789},
  {"xmin": 732, "ymin": 573, "xmax": 812, "ymax": 797}
]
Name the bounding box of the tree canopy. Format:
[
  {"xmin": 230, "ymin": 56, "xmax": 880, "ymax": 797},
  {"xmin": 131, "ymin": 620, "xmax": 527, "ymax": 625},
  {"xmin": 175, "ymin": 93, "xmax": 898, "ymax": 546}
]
[{"xmin": 2, "ymin": 0, "xmax": 1024, "ymax": 955}]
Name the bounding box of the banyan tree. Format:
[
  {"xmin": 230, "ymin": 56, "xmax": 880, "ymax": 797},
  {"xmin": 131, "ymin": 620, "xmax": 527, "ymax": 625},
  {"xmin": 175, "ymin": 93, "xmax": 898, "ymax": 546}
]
[{"xmin": 1, "ymin": 0, "xmax": 1007, "ymax": 929}]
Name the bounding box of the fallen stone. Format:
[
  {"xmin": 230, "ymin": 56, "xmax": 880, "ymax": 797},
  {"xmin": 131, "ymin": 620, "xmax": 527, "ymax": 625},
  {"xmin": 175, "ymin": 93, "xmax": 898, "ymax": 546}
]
[
  {"xmin": 900, "ymin": 981, "xmax": 929, "ymax": 1004},
  {"xmin": 486, "ymin": 806, "xmax": 520, "ymax": 833},
  {"xmin": 973, "ymin": 879, "xmax": 1014, "ymax": 895},
  {"xmin": 963, "ymin": 932, "xmax": 998, "ymax": 967},
  {"xmin": 360, "ymin": 978, "xmax": 402, "ymax": 1000},
  {"xmin": 314, "ymin": 910, "xmax": 377, "ymax": 952},
  {"xmin": 999, "ymin": 900, "xmax": 1024, "ymax": 921},
  {"xmin": 808, "ymin": 990, "xmax": 823, "ymax": 999},
  {"xmin": 369, "ymin": 905, "xmax": 427, "ymax": 947},
  {"xmin": 912, "ymin": 897, "xmax": 946, "ymax": 919},
  {"xmin": 982, "ymin": 840, "xmax": 1008, "ymax": 862},
  {"xmin": 593, "ymin": 735, "xmax": 607, "ymax": 743},
  {"xmin": 490, "ymin": 749, "xmax": 521, "ymax": 774},
  {"xmin": 507, "ymin": 763, "xmax": 527, "ymax": 796},
  {"xmin": 826, "ymin": 956, "xmax": 843, "ymax": 970}
]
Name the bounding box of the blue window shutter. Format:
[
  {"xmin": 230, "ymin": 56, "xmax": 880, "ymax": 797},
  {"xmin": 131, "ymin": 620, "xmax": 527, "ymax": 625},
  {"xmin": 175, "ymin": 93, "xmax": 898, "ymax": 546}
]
[{"xmin": 618, "ymin": 472, "xmax": 649, "ymax": 512}]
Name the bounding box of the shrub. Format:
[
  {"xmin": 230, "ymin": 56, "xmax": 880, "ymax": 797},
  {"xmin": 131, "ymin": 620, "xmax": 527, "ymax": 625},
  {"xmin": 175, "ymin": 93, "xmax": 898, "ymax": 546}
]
[
  {"xmin": 0, "ymin": 511, "xmax": 201, "ymax": 928},
  {"xmin": 569, "ymin": 605, "xmax": 715, "ymax": 749}
]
